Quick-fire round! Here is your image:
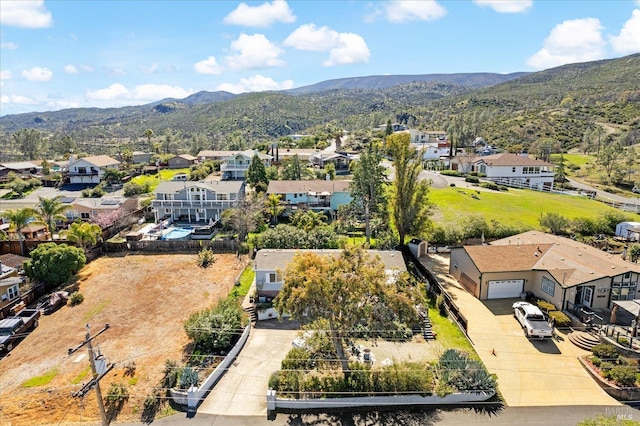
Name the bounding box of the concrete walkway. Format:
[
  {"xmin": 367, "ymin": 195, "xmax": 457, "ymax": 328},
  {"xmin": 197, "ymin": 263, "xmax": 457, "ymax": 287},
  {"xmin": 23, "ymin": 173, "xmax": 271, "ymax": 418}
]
[
  {"xmin": 198, "ymin": 321, "xmax": 299, "ymax": 416},
  {"xmin": 419, "ymin": 253, "xmax": 620, "ymax": 407}
]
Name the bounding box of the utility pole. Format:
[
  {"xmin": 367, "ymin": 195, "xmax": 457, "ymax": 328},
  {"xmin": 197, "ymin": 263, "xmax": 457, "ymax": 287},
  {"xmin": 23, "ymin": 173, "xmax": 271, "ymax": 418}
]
[{"xmin": 69, "ymin": 324, "xmax": 113, "ymax": 426}]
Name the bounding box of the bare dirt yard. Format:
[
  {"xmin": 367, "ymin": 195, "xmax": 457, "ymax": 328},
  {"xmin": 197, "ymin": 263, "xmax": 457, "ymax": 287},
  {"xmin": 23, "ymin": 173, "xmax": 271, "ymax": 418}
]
[{"xmin": 0, "ymin": 252, "xmax": 247, "ymax": 426}]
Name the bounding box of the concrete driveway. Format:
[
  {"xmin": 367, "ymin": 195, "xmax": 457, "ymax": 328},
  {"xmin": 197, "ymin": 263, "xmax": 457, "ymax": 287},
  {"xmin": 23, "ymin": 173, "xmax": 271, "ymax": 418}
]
[
  {"xmin": 420, "ymin": 254, "xmax": 620, "ymax": 407},
  {"xmin": 198, "ymin": 320, "xmax": 299, "ymax": 416}
]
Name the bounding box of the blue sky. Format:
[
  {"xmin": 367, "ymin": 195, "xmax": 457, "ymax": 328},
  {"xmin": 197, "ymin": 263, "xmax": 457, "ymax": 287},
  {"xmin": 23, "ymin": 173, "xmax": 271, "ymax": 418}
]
[{"xmin": 1, "ymin": 0, "xmax": 639, "ymax": 117}]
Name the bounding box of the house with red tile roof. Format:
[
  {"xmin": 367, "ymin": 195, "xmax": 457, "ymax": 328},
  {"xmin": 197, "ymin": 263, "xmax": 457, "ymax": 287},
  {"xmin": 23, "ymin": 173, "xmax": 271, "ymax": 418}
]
[
  {"xmin": 472, "ymin": 153, "xmax": 554, "ymax": 191},
  {"xmin": 449, "ymin": 231, "xmax": 640, "ymax": 310}
]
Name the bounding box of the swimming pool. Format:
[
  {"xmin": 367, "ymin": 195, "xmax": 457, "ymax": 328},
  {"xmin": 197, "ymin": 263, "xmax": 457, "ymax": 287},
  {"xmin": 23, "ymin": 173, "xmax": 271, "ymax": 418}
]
[{"xmin": 161, "ymin": 228, "xmax": 192, "ymax": 241}]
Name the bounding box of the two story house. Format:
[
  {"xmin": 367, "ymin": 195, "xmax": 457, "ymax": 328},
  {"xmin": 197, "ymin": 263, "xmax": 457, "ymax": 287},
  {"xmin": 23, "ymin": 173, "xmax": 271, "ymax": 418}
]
[
  {"xmin": 152, "ymin": 180, "xmax": 245, "ymax": 224},
  {"xmin": 266, "ymin": 180, "xmax": 352, "ymax": 216},
  {"xmin": 471, "ymin": 153, "xmax": 554, "ymax": 191},
  {"xmin": 168, "ymin": 154, "xmax": 197, "ymax": 169},
  {"xmin": 220, "ymin": 150, "xmax": 272, "ymax": 180},
  {"xmin": 449, "ymin": 231, "xmax": 640, "ymax": 310},
  {"xmin": 67, "ymin": 155, "xmax": 120, "ymax": 185}
]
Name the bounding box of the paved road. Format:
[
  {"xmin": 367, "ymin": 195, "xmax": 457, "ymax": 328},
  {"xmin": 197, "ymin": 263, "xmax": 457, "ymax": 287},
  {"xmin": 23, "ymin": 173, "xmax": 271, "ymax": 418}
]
[{"xmin": 119, "ymin": 405, "xmax": 640, "ymax": 425}]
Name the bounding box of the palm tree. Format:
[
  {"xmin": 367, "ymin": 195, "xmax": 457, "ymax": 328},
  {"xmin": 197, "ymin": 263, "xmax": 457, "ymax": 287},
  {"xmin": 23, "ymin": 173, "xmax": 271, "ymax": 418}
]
[
  {"xmin": 61, "ymin": 222, "xmax": 102, "ymax": 252},
  {"xmin": 144, "ymin": 129, "xmax": 154, "ymax": 146},
  {"xmin": 3, "ymin": 207, "xmax": 37, "ymax": 255},
  {"xmin": 34, "ymin": 196, "xmax": 67, "ymax": 240},
  {"xmin": 265, "ymin": 193, "xmax": 285, "ymax": 225}
]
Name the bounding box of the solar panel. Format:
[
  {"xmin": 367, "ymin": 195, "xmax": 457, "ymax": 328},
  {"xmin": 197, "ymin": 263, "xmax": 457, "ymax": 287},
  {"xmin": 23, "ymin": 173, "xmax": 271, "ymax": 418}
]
[
  {"xmin": 100, "ymin": 199, "xmax": 121, "ymax": 205},
  {"xmin": 60, "ymin": 197, "xmax": 75, "ymax": 203}
]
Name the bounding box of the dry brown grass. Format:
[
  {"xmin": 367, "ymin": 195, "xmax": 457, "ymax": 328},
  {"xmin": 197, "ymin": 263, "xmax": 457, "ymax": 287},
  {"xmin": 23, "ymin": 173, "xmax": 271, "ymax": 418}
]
[{"xmin": 0, "ymin": 252, "xmax": 246, "ymax": 426}]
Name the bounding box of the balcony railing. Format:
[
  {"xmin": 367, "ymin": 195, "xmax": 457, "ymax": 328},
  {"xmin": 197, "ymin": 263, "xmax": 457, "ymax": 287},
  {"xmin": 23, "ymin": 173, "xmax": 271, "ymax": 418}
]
[
  {"xmin": 67, "ymin": 171, "xmax": 99, "ymax": 176},
  {"xmin": 152, "ymin": 200, "xmax": 237, "ymax": 209}
]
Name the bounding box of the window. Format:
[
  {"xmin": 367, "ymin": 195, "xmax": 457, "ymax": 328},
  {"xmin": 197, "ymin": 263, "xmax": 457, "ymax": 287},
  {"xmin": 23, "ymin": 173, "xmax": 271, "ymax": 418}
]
[
  {"xmin": 165, "ymin": 209, "xmax": 172, "ymax": 214},
  {"xmin": 611, "ymin": 280, "xmax": 637, "ymax": 301},
  {"xmin": 218, "ymin": 194, "xmax": 228, "ymax": 201},
  {"xmin": 78, "ymin": 167, "xmax": 87, "ymax": 174},
  {"xmin": 269, "ymin": 273, "xmax": 279, "ymax": 283},
  {"xmin": 81, "ymin": 212, "xmax": 90, "ymax": 219},
  {"xmin": 541, "ymin": 276, "xmax": 555, "ymax": 297},
  {"xmin": 7, "ymin": 285, "xmax": 18, "ymax": 300},
  {"xmin": 512, "ymin": 167, "xmax": 516, "ymax": 173}
]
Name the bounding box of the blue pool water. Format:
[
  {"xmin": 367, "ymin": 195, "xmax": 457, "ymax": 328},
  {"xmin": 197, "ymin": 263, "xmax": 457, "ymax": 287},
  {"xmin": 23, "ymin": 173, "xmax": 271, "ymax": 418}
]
[{"xmin": 161, "ymin": 228, "xmax": 192, "ymax": 241}]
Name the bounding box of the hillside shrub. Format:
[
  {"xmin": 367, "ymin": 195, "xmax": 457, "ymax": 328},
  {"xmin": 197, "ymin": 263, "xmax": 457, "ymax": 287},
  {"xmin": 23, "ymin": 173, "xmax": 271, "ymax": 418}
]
[
  {"xmin": 465, "ymin": 176, "xmax": 480, "ymax": 184},
  {"xmin": 68, "ymin": 292, "xmax": 84, "ymax": 306},
  {"xmin": 440, "ymin": 170, "xmax": 462, "ymax": 177},
  {"xmin": 479, "ymin": 181, "xmax": 500, "ymax": 191},
  {"xmin": 124, "ymin": 181, "xmax": 151, "ymax": 196},
  {"xmin": 184, "ymin": 298, "xmax": 246, "ymax": 353},
  {"xmin": 196, "ymin": 248, "xmax": 216, "ymax": 268},
  {"xmin": 106, "ymin": 382, "xmax": 129, "ymax": 403}
]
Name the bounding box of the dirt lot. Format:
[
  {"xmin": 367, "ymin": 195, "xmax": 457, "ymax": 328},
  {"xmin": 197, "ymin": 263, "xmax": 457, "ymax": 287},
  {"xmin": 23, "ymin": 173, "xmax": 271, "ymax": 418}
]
[{"xmin": 0, "ymin": 252, "xmax": 247, "ymax": 426}]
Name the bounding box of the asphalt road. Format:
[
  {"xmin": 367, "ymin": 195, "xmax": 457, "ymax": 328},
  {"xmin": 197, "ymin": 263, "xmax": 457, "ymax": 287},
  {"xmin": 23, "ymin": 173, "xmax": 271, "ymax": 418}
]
[{"xmin": 119, "ymin": 405, "xmax": 640, "ymax": 426}]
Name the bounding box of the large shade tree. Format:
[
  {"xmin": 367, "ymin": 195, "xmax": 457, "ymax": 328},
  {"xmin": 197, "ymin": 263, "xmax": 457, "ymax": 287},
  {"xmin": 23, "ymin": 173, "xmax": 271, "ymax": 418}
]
[
  {"xmin": 221, "ymin": 194, "xmax": 265, "ymax": 242},
  {"xmin": 275, "ymin": 246, "xmax": 421, "ymax": 374},
  {"xmin": 350, "ymin": 143, "xmax": 387, "ymax": 245},
  {"xmin": 387, "ymin": 132, "xmax": 432, "ymax": 246},
  {"xmin": 246, "ymin": 154, "xmax": 269, "ymax": 192},
  {"xmin": 24, "ymin": 243, "xmax": 86, "ymax": 286}
]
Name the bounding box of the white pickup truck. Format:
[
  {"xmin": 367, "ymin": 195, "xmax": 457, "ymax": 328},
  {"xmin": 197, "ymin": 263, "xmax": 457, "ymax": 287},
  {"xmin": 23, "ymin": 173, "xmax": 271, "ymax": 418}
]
[{"xmin": 512, "ymin": 301, "xmax": 554, "ymax": 339}]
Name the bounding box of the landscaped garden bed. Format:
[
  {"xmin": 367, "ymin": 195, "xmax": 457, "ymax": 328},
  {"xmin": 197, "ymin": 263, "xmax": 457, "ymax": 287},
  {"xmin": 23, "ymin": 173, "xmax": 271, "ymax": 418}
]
[{"xmin": 581, "ymin": 343, "xmax": 640, "ymax": 401}]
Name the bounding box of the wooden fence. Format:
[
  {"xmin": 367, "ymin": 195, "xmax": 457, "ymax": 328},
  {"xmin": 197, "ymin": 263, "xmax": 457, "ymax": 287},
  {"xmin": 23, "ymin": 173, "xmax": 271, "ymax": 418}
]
[{"xmin": 104, "ymin": 238, "xmax": 238, "ymax": 253}]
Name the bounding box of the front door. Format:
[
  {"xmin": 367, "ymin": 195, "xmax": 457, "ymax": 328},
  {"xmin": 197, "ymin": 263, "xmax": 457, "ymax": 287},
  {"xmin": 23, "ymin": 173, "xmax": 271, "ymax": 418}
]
[{"xmin": 582, "ymin": 286, "xmax": 594, "ymax": 308}]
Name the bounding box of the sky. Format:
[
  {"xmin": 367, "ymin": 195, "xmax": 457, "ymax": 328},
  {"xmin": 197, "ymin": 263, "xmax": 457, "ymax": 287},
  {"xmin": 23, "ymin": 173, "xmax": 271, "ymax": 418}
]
[{"xmin": 1, "ymin": 0, "xmax": 639, "ymax": 117}]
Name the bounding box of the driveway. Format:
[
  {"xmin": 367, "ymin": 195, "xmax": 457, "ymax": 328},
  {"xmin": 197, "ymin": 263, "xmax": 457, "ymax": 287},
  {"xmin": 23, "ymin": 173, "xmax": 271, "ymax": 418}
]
[
  {"xmin": 198, "ymin": 320, "xmax": 299, "ymax": 416},
  {"xmin": 419, "ymin": 254, "xmax": 620, "ymax": 407}
]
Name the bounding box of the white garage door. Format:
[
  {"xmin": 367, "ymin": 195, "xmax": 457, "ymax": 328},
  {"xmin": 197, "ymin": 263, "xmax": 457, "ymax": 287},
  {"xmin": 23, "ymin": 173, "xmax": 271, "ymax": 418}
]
[{"xmin": 487, "ymin": 279, "xmax": 524, "ymax": 299}]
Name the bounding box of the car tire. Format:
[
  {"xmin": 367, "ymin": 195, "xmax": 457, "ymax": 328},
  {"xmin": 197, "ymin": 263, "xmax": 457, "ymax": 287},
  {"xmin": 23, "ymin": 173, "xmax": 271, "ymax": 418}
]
[
  {"xmin": 6, "ymin": 342, "xmax": 13, "ymax": 352},
  {"xmin": 33, "ymin": 320, "xmax": 39, "ymax": 329}
]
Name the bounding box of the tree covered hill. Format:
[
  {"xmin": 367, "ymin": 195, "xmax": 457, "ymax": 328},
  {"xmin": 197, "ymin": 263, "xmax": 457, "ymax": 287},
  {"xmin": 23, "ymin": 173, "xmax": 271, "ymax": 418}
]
[{"xmin": 0, "ymin": 54, "xmax": 638, "ymax": 157}]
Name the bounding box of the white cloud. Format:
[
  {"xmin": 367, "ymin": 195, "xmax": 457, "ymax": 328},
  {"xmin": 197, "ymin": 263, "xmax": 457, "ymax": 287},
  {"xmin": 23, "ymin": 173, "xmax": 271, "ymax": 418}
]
[
  {"xmin": 105, "ymin": 67, "xmax": 127, "ymax": 76},
  {"xmin": 609, "ymin": 10, "xmax": 640, "ymax": 55},
  {"xmin": 473, "ymin": 0, "xmax": 532, "ymax": 13},
  {"xmin": 0, "ymin": 93, "xmax": 37, "ymax": 105},
  {"xmin": 224, "ymin": 0, "xmax": 295, "ymax": 27},
  {"xmin": 132, "ymin": 84, "xmax": 192, "ymax": 101},
  {"xmin": 0, "ymin": 70, "xmax": 12, "ymax": 80},
  {"xmin": 86, "ymin": 83, "xmax": 130, "ymax": 100},
  {"xmin": 284, "ymin": 24, "xmax": 340, "ymax": 51},
  {"xmin": 194, "ymin": 56, "xmax": 223, "ymax": 75},
  {"xmin": 141, "ymin": 63, "xmax": 159, "ymax": 74},
  {"xmin": 80, "ymin": 65, "xmax": 94, "ymax": 72},
  {"xmin": 216, "ymin": 75, "xmax": 294, "ymax": 94},
  {"xmin": 64, "ymin": 64, "xmax": 78, "ymax": 74},
  {"xmin": 1, "ymin": 42, "xmax": 18, "ymax": 50},
  {"xmin": 284, "ymin": 24, "xmax": 370, "ymax": 66},
  {"xmin": 384, "ymin": 0, "xmax": 446, "ymax": 23},
  {"xmin": 0, "ymin": 0, "xmax": 52, "ymax": 28},
  {"xmin": 225, "ymin": 33, "xmax": 285, "ymax": 70},
  {"xmin": 324, "ymin": 33, "xmax": 370, "ymax": 66},
  {"xmin": 527, "ymin": 18, "xmax": 607, "ymax": 69},
  {"xmin": 22, "ymin": 67, "xmax": 53, "ymax": 81}
]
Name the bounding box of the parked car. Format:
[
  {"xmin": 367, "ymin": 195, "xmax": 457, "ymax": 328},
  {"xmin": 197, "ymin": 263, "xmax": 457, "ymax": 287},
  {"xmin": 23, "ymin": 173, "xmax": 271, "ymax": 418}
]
[
  {"xmin": 0, "ymin": 308, "xmax": 41, "ymax": 353},
  {"xmin": 221, "ymin": 171, "xmax": 232, "ymax": 180},
  {"xmin": 512, "ymin": 301, "xmax": 553, "ymax": 339}
]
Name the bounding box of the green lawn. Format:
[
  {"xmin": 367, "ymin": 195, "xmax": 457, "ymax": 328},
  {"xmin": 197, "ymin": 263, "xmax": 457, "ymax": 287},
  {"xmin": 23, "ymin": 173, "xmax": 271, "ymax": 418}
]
[
  {"xmin": 235, "ymin": 265, "xmax": 255, "ymax": 298},
  {"xmin": 429, "ymin": 185, "xmax": 638, "ymax": 229},
  {"xmin": 21, "ymin": 367, "xmax": 59, "ymax": 387},
  {"xmin": 552, "ymin": 153, "xmax": 596, "ymax": 168},
  {"xmin": 130, "ymin": 168, "xmax": 191, "ymax": 193}
]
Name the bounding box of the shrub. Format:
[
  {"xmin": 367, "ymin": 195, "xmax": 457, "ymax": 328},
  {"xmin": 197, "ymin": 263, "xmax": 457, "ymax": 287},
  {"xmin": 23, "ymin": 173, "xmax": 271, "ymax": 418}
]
[
  {"xmin": 535, "ymin": 300, "xmax": 556, "ymax": 312},
  {"xmin": 106, "ymin": 382, "xmax": 129, "ymax": 403},
  {"xmin": 608, "ymin": 365, "xmax": 637, "ymax": 387},
  {"xmin": 440, "ymin": 170, "xmax": 462, "ymax": 177},
  {"xmin": 436, "ymin": 293, "xmax": 446, "ymax": 316},
  {"xmin": 600, "ymin": 361, "xmax": 614, "ymax": 378},
  {"xmin": 184, "ymin": 298, "xmax": 246, "ymax": 353},
  {"xmin": 196, "ymin": 248, "xmax": 216, "ymax": 268},
  {"xmin": 162, "ymin": 360, "xmax": 179, "ymax": 389},
  {"xmin": 479, "ymin": 182, "xmax": 500, "ymax": 191},
  {"xmin": 592, "ymin": 344, "xmax": 619, "ymax": 360},
  {"xmin": 123, "ymin": 181, "xmax": 151, "ymax": 196},
  {"xmin": 548, "ymin": 311, "xmax": 571, "ymax": 327},
  {"xmin": 68, "ymin": 292, "xmax": 84, "ymax": 306},
  {"xmin": 618, "ymin": 337, "xmax": 630, "ymax": 347},
  {"xmin": 590, "ymin": 356, "xmax": 602, "ymax": 367},
  {"xmin": 464, "ymin": 175, "xmax": 480, "ymax": 184},
  {"xmin": 178, "ymin": 366, "xmax": 200, "ymax": 389}
]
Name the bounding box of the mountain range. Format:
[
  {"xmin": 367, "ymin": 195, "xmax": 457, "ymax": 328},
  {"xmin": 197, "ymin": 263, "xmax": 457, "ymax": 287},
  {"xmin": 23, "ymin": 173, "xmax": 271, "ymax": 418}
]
[{"xmin": 0, "ymin": 53, "xmax": 638, "ymax": 155}]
